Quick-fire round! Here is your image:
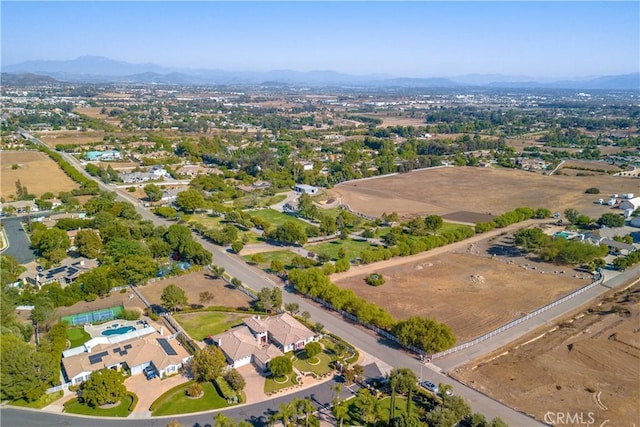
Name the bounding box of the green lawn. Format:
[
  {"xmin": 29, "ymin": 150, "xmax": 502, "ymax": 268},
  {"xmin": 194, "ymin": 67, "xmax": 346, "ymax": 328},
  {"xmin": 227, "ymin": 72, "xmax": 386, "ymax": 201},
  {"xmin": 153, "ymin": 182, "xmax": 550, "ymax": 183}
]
[
  {"xmin": 173, "ymin": 311, "xmax": 248, "ymax": 341},
  {"xmin": 439, "ymin": 222, "xmax": 475, "ymax": 234},
  {"xmin": 186, "ymin": 214, "xmax": 224, "ymax": 229},
  {"xmin": 247, "ymin": 208, "xmax": 309, "ymax": 229},
  {"xmin": 293, "ymin": 351, "xmax": 333, "ymax": 377},
  {"xmin": 151, "ymin": 381, "xmax": 232, "ymax": 416},
  {"xmin": 243, "ymin": 250, "xmax": 299, "ymax": 270},
  {"xmin": 10, "ymin": 391, "xmax": 63, "ymax": 409},
  {"xmin": 67, "ymin": 327, "xmax": 91, "ymax": 348},
  {"xmin": 316, "ymin": 207, "xmax": 342, "ymax": 219},
  {"xmin": 305, "ymin": 238, "xmax": 373, "ymax": 261},
  {"xmin": 264, "ymin": 374, "xmax": 299, "ymax": 394},
  {"xmin": 63, "ymin": 393, "xmax": 136, "ymax": 417},
  {"xmin": 187, "ymin": 214, "xmax": 263, "ymax": 244}
]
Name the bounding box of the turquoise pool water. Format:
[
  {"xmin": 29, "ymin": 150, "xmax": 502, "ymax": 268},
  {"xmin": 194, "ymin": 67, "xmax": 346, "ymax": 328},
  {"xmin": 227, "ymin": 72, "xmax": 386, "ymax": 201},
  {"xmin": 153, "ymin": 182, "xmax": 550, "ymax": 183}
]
[
  {"xmin": 102, "ymin": 326, "xmax": 135, "ymax": 336},
  {"xmin": 555, "ymin": 231, "xmax": 570, "ymax": 238}
]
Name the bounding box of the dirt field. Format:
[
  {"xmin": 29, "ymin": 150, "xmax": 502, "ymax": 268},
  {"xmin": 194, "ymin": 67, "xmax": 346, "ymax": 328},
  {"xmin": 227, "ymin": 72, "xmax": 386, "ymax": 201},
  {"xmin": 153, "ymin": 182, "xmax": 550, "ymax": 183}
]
[
  {"xmin": 0, "ymin": 151, "xmax": 79, "ymax": 198},
  {"xmin": 137, "ymin": 270, "xmax": 254, "ymax": 310},
  {"xmin": 452, "ymin": 282, "xmax": 640, "ymax": 426},
  {"xmin": 36, "ymin": 130, "xmax": 106, "ymax": 147},
  {"xmin": 330, "ymin": 166, "xmax": 639, "ymax": 220},
  {"xmin": 333, "ymin": 234, "xmax": 589, "ymax": 342},
  {"xmin": 54, "ymin": 271, "xmax": 254, "ymax": 322}
]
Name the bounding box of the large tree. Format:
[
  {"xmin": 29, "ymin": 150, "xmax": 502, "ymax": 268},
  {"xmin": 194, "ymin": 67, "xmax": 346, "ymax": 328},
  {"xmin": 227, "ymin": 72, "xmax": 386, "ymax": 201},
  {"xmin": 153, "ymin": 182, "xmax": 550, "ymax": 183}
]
[
  {"xmin": 190, "ymin": 346, "xmax": 227, "ymax": 382},
  {"xmin": 175, "ymin": 188, "xmax": 206, "ymax": 213},
  {"xmin": 82, "ymin": 369, "xmax": 126, "ymax": 407},
  {"xmin": 144, "ymin": 183, "xmax": 163, "ymax": 202},
  {"xmin": 392, "ymin": 316, "xmax": 456, "ymax": 353},
  {"xmin": 161, "ymin": 284, "xmax": 188, "ymax": 312},
  {"xmin": 31, "ymin": 227, "xmax": 70, "ymax": 262},
  {"xmin": 267, "ymin": 221, "xmax": 308, "ymax": 245},
  {"xmin": 268, "ymin": 356, "xmax": 292, "ymax": 378},
  {"xmin": 74, "ymin": 229, "xmax": 103, "ymax": 259},
  {"xmin": 0, "ymin": 333, "xmax": 55, "ymax": 401}
]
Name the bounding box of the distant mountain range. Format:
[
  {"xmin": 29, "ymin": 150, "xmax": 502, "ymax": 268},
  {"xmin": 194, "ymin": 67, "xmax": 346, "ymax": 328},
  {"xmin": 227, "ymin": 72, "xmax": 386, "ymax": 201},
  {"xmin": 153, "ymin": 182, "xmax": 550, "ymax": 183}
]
[{"xmin": 2, "ymin": 56, "xmax": 639, "ymax": 90}]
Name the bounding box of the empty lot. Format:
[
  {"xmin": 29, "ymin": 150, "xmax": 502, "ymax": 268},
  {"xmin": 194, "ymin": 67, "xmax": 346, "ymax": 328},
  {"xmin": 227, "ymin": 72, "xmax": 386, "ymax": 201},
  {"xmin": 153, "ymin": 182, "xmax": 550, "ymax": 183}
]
[
  {"xmin": 452, "ymin": 283, "xmax": 640, "ymax": 426},
  {"xmin": 0, "ymin": 150, "xmax": 79, "ymax": 198},
  {"xmin": 331, "ymin": 166, "xmax": 639, "ymax": 220}
]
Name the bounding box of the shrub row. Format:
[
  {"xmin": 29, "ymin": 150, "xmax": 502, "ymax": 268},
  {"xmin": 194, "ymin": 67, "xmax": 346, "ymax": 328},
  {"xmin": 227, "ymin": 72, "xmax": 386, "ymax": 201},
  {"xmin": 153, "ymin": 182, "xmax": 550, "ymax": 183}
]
[
  {"xmin": 475, "ymin": 207, "xmax": 551, "ymax": 233},
  {"xmin": 33, "ymin": 145, "xmax": 99, "ymax": 194}
]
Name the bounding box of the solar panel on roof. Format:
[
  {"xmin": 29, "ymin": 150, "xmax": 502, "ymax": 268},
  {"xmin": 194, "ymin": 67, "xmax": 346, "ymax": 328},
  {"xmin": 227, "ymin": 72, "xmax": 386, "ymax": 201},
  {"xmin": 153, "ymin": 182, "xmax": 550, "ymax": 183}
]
[
  {"xmin": 124, "ymin": 344, "xmax": 132, "ymax": 350},
  {"xmin": 49, "ymin": 266, "xmax": 66, "ymax": 275},
  {"xmin": 88, "ymin": 351, "xmax": 109, "ymax": 365},
  {"xmin": 67, "ymin": 267, "xmax": 78, "ymax": 275},
  {"xmin": 112, "ymin": 347, "xmax": 121, "ymax": 354},
  {"xmin": 158, "ymin": 338, "xmax": 178, "ymax": 356}
]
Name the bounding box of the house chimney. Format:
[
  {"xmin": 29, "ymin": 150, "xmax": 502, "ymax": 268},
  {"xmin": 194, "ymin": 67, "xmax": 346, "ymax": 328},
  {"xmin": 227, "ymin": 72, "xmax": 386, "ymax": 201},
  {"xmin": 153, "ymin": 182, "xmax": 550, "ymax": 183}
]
[
  {"xmin": 159, "ymin": 327, "xmax": 163, "ymax": 335},
  {"xmin": 80, "ymin": 260, "xmax": 85, "ymax": 266},
  {"xmin": 217, "ymin": 338, "xmax": 222, "ymax": 346}
]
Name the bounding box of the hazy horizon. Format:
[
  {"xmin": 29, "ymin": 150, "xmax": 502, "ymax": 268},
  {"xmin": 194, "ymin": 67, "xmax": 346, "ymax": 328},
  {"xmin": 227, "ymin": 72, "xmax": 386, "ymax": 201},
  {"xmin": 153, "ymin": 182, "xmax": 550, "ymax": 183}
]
[{"xmin": 2, "ymin": 1, "xmax": 639, "ymax": 79}]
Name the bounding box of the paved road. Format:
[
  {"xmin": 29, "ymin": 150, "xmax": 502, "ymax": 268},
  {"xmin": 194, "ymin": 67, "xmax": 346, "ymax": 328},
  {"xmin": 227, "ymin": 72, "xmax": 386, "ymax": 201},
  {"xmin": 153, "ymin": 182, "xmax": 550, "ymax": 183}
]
[
  {"xmin": 15, "ymin": 129, "xmax": 637, "ymax": 426},
  {"xmin": 0, "ymin": 379, "xmax": 353, "ymax": 426},
  {"xmin": 0, "ymin": 216, "xmax": 36, "ymax": 263}
]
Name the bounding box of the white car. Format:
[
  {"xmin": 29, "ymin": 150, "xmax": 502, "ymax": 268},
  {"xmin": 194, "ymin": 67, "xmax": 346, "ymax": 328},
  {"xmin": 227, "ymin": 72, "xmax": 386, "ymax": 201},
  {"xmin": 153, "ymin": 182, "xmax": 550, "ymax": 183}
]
[{"xmin": 420, "ymin": 381, "xmax": 439, "ymax": 394}]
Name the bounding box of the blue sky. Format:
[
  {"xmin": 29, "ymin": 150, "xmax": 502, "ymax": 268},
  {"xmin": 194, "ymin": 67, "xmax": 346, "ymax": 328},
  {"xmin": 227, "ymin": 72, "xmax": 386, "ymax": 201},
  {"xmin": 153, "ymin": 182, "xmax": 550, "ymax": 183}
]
[{"xmin": 2, "ymin": 1, "xmax": 638, "ymax": 78}]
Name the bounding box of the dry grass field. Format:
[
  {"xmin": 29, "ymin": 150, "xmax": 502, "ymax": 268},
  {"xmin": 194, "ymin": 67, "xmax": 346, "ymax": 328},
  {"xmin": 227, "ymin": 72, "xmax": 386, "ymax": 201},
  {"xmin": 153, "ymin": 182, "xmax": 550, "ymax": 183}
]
[
  {"xmin": 0, "ymin": 151, "xmax": 79, "ymax": 198},
  {"xmin": 377, "ymin": 116, "xmax": 428, "ymax": 127},
  {"xmin": 452, "ymin": 282, "xmax": 640, "ymax": 426},
  {"xmin": 53, "ymin": 271, "xmax": 254, "ymax": 327},
  {"xmin": 37, "ymin": 130, "xmax": 106, "ymax": 147},
  {"xmin": 330, "ymin": 166, "xmax": 639, "ymax": 220},
  {"xmin": 137, "ymin": 271, "xmax": 254, "ymax": 310},
  {"xmin": 333, "ymin": 242, "xmax": 588, "ymax": 342}
]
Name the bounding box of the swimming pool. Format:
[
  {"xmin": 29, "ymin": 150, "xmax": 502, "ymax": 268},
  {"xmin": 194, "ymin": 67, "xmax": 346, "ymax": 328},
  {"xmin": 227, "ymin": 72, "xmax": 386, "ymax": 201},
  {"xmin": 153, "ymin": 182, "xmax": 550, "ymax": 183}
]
[{"xmin": 102, "ymin": 326, "xmax": 136, "ymax": 336}]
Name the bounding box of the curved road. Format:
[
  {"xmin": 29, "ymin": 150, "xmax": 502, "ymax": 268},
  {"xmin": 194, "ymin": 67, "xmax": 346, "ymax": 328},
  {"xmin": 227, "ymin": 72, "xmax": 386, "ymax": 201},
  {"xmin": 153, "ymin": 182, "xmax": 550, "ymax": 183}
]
[
  {"xmin": 9, "ymin": 129, "xmax": 639, "ymax": 426},
  {"xmin": 0, "ymin": 216, "xmax": 36, "ymax": 263}
]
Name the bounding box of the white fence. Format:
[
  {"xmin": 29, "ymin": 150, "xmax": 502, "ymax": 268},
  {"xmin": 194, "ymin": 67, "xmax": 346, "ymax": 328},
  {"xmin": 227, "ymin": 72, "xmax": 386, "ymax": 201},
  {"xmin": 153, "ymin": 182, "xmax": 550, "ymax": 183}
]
[{"xmin": 429, "ymin": 270, "xmax": 605, "ymax": 360}]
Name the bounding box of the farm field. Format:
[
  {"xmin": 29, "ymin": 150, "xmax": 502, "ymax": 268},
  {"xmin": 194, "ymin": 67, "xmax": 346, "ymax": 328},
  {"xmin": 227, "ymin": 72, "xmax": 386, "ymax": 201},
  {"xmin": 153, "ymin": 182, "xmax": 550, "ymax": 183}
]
[
  {"xmin": 36, "ymin": 130, "xmax": 106, "ymax": 147},
  {"xmin": 0, "ymin": 150, "xmax": 79, "ymax": 198},
  {"xmin": 330, "ymin": 166, "xmax": 639, "ymax": 220},
  {"xmin": 452, "ymin": 283, "xmax": 640, "ymax": 427},
  {"xmin": 332, "ymin": 232, "xmax": 590, "ymax": 342}
]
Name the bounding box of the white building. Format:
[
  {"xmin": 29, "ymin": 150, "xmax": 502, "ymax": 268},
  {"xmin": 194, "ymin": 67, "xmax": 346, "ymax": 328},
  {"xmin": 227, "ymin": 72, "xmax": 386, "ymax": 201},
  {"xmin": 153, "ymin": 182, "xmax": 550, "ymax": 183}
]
[
  {"xmin": 619, "ymin": 197, "xmax": 640, "ymax": 212},
  {"xmin": 293, "ymin": 184, "xmax": 319, "ymax": 194},
  {"xmin": 211, "ymin": 313, "xmax": 316, "ymax": 371}
]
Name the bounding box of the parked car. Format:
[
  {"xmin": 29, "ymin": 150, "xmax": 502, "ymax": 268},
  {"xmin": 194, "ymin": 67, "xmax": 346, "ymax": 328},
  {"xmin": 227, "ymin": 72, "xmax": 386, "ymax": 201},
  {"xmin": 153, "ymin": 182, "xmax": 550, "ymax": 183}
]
[
  {"xmin": 143, "ymin": 366, "xmax": 156, "ymax": 380},
  {"xmin": 420, "ymin": 381, "xmax": 439, "ymax": 394}
]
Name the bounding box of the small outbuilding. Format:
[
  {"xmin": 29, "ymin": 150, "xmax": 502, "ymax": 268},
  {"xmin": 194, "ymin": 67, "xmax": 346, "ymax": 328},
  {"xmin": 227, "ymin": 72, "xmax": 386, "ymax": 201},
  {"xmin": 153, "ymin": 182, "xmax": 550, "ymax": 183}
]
[
  {"xmin": 293, "ymin": 184, "xmax": 319, "ymax": 194},
  {"xmin": 619, "ymin": 197, "xmax": 640, "ymax": 212}
]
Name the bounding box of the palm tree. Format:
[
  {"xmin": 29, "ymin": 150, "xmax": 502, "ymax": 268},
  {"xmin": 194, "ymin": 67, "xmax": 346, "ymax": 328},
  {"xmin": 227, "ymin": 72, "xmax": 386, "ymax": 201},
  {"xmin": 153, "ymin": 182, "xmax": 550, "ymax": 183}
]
[
  {"xmin": 272, "ymin": 402, "xmax": 295, "ymax": 427},
  {"xmin": 295, "ymin": 397, "xmax": 316, "ymax": 427},
  {"xmin": 333, "ymin": 401, "xmax": 349, "ymax": 427},
  {"xmin": 388, "ymin": 368, "xmax": 418, "ymax": 424}
]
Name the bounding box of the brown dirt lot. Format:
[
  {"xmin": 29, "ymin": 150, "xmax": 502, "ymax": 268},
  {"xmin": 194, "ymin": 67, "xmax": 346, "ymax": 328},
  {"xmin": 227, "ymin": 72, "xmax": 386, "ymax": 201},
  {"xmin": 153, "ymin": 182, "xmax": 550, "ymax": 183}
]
[
  {"xmin": 0, "ymin": 151, "xmax": 79, "ymax": 198},
  {"xmin": 452, "ymin": 282, "xmax": 640, "ymax": 426},
  {"xmin": 137, "ymin": 270, "xmax": 254, "ymax": 310},
  {"xmin": 54, "ymin": 271, "xmax": 254, "ymax": 322},
  {"xmin": 333, "ymin": 245, "xmax": 588, "ymax": 342},
  {"xmin": 36, "ymin": 130, "xmax": 106, "ymax": 147},
  {"xmin": 330, "ymin": 166, "xmax": 639, "ymax": 220}
]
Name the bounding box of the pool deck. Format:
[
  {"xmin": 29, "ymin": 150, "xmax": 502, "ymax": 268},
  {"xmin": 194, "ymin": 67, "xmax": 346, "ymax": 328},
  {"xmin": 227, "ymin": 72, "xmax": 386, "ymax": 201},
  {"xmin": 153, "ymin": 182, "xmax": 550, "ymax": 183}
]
[{"xmin": 84, "ymin": 319, "xmax": 147, "ymax": 339}]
